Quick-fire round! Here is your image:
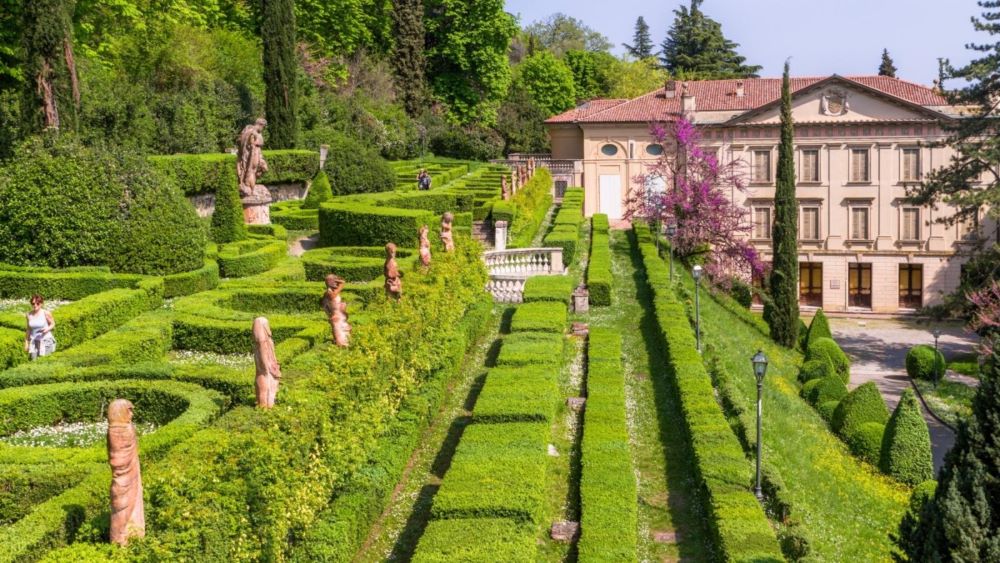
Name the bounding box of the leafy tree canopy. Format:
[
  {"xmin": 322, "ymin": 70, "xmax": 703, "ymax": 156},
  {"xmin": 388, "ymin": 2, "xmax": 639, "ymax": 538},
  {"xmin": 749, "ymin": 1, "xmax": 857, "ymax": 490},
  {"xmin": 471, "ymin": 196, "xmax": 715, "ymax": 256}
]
[
  {"xmin": 513, "ymin": 50, "xmax": 576, "ymax": 117},
  {"xmin": 660, "ymin": 0, "xmax": 761, "ymax": 79},
  {"xmin": 563, "ymin": 49, "xmax": 617, "ymax": 102},
  {"xmin": 623, "ymin": 16, "xmax": 655, "ymax": 60},
  {"xmin": 523, "ymin": 12, "xmax": 612, "ymax": 57}
]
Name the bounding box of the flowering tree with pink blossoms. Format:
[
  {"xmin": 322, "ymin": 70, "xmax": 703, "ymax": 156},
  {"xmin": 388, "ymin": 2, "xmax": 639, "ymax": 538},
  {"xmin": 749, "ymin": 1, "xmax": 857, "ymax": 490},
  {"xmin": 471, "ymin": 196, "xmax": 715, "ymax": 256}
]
[
  {"xmin": 969, "ymin": 280, "xmax": 1000, "ymax": 350},
  {"xmin": 628, "ymin": 117, "xmax": 764, "ymax": 281}
]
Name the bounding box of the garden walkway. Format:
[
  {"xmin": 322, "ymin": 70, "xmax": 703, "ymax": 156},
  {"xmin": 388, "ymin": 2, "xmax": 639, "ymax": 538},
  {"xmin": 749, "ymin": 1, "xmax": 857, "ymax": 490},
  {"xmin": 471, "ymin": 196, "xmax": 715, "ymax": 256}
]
[{"xmin": 830, "ymin": 318, "xmax": 978, "ymax": 472}]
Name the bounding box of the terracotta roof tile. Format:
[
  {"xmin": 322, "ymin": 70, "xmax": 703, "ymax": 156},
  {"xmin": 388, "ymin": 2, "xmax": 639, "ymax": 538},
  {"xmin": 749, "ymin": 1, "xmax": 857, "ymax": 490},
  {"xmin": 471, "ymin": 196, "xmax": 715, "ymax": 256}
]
[{"xmin": 548, "ymin": 75, "xmax": 948, "ymax": 124}]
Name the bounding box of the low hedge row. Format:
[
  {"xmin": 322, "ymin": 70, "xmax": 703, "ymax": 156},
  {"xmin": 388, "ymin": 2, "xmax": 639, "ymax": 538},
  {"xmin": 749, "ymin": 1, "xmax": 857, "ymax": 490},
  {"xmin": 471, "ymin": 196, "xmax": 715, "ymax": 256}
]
[
  {"xmin": 494, "ymin": 332, "xmax": 564, "ymax": 367},
  {"xmin": 148, "ymin": 150, "xmax": 319, "ymax": 197},
  {"xmin": 521, "ymin": 276, "xmax": 574, "ymax": 304},
  {"xmin": 301, "ymin": 246, "xmax": 416, "ymax": 282},
  {"xmin": 413, "ymin": 518, "xmax": 536, "ymax": 562},
  {"xmin": 0, "ymin": 464, "xmax": 92, "ymax": 527},
  {"xmin": 633, "ymin": 222, "xmax": 784, "ymax": 562},
  {"xmin": 587, "ymin": 214, "xmax": 612, "ymax": 306},
  {"xmin": 579, "ymin": 328, "xmax": 638, "ymax": 561},
  {"xmin": 319, "ymin": 202, "xmax": 435, "ymax": 248},
  {"xmin": 509, "ymin": 301, "xmax": 567, "ymax": 333},
  {"xmin": 543, "ymin": 189, "xmax": 584, "ymax": 267},
  {"xmin": 162, "ymin": 260, "xmax": 220, "ymax": 298},
  {"xmin": 0, "ymin": 267, "xmax": 143, "ymax": 300},
  {"xmin": 472, "ymin": 367, "xmax": 559, "ymax": 424},
  {"xmin": 271, "ymin": 200, "xmax": 320, "ymax": 231},
  {"xmin": 217, "ymin": 239, "xmax": 287, "ymax": 278}
]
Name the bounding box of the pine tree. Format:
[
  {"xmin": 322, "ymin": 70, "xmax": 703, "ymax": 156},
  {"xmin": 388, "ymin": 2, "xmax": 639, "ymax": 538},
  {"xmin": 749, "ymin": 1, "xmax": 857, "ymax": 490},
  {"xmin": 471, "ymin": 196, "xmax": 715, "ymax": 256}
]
[
  {"xmin": 261, "ymin": 0, "xmax": 298, "ymax": 149},
  {"xmin": 879, "ymin": 48, "xmax": 898, "ymax": 77},
  {"xmin": 896, "ymin": 343, "xmax": 1000, "ymax": 560},
  {"xmin": 20, "ymin": 0, "xmax": 79, "ymax": 134},
  {"xmin": 659, "ymin": 0, "xmax": 761, "ymax": 79},
  {"xmin": 765, "ymin": 61, "xmax": 799, "ymax": 348},
  {"xmin": 391, "ymin": 0, "xmax": 426, "ymax": 117},
  {"xmin": 623, "ymin": 16, "xmax": 655, "ymax": 60}
]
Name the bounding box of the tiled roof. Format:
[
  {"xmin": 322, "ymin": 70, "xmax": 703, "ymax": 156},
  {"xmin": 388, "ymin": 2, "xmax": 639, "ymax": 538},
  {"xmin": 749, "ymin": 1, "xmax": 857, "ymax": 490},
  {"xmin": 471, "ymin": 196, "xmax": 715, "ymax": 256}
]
[{"xmin": 544, "ymin": 75, "xmax": 949, "ymax": 124}]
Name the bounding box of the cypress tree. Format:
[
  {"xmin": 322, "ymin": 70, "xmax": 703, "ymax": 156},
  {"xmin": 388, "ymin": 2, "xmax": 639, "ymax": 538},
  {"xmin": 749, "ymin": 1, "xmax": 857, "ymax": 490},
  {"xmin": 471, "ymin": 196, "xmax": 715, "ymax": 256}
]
[
  {"xmin": 391, "ymin": 0, "xmax": 426, "ymax": 117},
  {"xmin": 623, "ymin": 16, "xmax": 655, "ymax": 60},
  {"xmin": 896, "ymin": 344, "xmax": 1000, "ymax": 560},
  {"xmin": 660, "ymin": 0, "xmax": 761, "ymax": 79},
  {"xmin": 765, "ymin": 61, "xmax": 799, "ymax": 347},
  {"xmin": 20, "ymin": 0, "xmax": 79, "ymax": 134},
  {"xmin": 879, "ymin": 48, "xmax": 898, "ymax": 77},
  {"xmin": 261, "ymin": 0, "xmax": 298, "ymax": 149}
]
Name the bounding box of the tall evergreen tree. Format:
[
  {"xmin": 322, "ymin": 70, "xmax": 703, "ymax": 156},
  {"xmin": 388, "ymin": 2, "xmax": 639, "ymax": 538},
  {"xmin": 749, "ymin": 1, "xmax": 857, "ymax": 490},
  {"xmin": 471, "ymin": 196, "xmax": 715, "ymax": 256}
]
[
  {"xmin": 261, "ymin": 0, "xmax": 298, "ymax": 148},
  {"xmin": 896, "ymin": 343, "xmax": 1000, "ymax": 560},
  {"xmin": 391, "ymin": 0, "xmax": 426, "ymax": 117},
  {"xmin": 20, "ymin": 0, "xmax": 79, "ymax": 134},
  {"xmin": 623, "ymin": 16, "xmax": 655, "ymax": 59},
  {"xmin": 765, "ymin": 61, "xmax": 799, "ymax": 347},
  {"xmin": 660, "ymin": 0, "xmax": 761, "ymax": 79},
  {"xmin": 879, "ymin": 48, "xmax": 898, "ymax": 77}
]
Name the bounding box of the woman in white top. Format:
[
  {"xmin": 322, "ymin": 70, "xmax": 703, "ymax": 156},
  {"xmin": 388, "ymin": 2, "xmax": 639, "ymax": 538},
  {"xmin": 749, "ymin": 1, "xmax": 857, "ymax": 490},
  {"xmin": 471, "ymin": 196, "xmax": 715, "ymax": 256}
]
[{"xmin": 25, "ymin": 294, "xmax": 56, "ymax": 360}]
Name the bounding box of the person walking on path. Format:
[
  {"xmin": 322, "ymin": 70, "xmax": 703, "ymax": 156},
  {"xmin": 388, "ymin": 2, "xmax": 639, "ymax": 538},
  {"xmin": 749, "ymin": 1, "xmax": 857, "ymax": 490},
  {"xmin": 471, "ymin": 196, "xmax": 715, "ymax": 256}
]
[{"xmin": 24, "ymin": 294, "xmax": 55, "ymax": 360}]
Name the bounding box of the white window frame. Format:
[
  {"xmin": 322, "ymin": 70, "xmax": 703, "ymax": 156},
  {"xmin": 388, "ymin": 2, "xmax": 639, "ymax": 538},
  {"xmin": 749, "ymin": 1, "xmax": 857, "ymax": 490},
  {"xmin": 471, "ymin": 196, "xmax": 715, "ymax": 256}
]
[
  {"xmin": 799, "ymin": 148, "xmax": 821, "ymax": 184},
  {"xmin": 752, "ymin": 205, "xmax": 773, "ymax": 240},
  {"xmin": 849, "ymin": 205, "xmax": 871, "ymax": 241},
  {"xmin": 849, "ymin": 147, "xmax": 871, "ymax": 184},
  {"xmin": 751, "ymin": 148, "xmax": 773, "ymax": 184},
  {"xmin": 799, "ymin": 205, "xmax": 822, "ymax": 241},
  {"xmin": 900, "ymin": 207, "xmax": 921, "ymax": 241},
  {"xmin": 900, "ymin": 147, "xmax": 921, "ymax": 183}
]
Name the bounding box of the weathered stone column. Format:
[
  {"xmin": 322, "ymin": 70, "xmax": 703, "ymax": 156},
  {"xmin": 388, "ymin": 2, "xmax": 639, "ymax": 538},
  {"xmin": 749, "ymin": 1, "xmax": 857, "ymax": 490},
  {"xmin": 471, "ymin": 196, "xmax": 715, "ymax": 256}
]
[
  {"xmin": 494, "ymin": 220, "xmax": 508, "ymax": 251},
  {"xmin": 242, "ymin": 188, "xmax": 273, "ymax": 225}
]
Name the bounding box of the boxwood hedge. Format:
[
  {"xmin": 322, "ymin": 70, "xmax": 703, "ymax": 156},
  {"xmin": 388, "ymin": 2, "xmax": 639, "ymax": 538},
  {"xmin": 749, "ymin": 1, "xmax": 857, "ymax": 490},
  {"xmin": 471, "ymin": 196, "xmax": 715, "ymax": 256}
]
[
  {"xmin": 521, "ymin": 276, "xmax": 574, "ymax": 304},
  {"xmin": 508, "ymin": 169, "xmax": 553, "ymax": 249},
  {"xmin": 905, "ymin": 345, "xmax": 945, "ymax": 381},
  {"xmin": 217, "ymin": 239, "xmax": 287, "ymax": 278},
  {"xmin": 509, "ymin": 301, "xmax": 567, "ymax": 333},
  {"xmin": 413, "ymin": 518, "xmax": 535, "ymax": 562},
  {"xmin": 832, "ymin": 382, "xmax": 889, "ymax": 439},
  {"xmin": 587, "ymin": 214, "xmax": 612, "ymax": 306},
  {"xmin": 494, "ymin": 332, "xmax": 564, "ymax": 367},
  {"xmin": 879, "ymin": 389, "xmax": 933, "ymax": 485},
  {"xmin": 807, "ymin": 337, "xmax": 851, "ymax": 383},
  {"xmin": 301, "ymin": 246, "xmax": 415, "ymax": 282},
  {"xmin": 319, "ymin": 202, "xmax": 434, "ymax": 248},
  {"xmin": 472, "ymin": 367, "xmax": 559, "ymax": 424}
]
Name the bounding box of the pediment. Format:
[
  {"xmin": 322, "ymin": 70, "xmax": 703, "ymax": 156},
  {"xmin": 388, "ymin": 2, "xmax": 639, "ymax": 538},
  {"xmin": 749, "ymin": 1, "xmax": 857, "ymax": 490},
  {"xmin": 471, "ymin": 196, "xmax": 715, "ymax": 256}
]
[{"xmin": 730, "ymin": 77, "xmax": 941, "ymax": 125}]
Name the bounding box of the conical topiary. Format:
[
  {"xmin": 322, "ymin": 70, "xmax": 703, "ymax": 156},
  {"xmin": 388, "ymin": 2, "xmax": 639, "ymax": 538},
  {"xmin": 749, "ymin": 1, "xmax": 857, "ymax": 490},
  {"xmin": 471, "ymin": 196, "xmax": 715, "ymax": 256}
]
[
  {"xmin": 807, "ymin": 337, "xmax": 851, "ymax": 383},
  {"xmin": 211, "ymin": 172, "xmax": 247, "ymax": 243},
  {"xmin": 806, "ymin": 309, "xmax": 833, "ymax": 349},
  {"xmin": 302, "ymin": 169, "xmax": 332, "ymax": 209},
  {"xmin": 832, "ymin": 381, "xmax": 889, "ymax": 437},
  {"xmin": 880, "ymin": 389, "xmax": 933, "ymax": 485}
]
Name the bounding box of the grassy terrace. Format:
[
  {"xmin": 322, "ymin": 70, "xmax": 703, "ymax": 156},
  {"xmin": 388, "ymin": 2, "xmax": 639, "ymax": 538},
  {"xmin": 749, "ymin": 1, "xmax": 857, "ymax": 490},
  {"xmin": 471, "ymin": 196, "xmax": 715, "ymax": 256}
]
[{"xmin": 668, "ymin": 247, "xmax": 910, "ymax": 561}]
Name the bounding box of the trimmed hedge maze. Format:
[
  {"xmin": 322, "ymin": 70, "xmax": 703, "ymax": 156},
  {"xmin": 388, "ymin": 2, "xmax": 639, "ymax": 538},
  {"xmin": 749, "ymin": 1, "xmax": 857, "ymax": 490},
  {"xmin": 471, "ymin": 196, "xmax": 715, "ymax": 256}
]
[
  {"xmin": 587, "ymin": 214, "xmax": 612, "ymax": 306},
  {"xmin": 544, "ymin": 188, "xmax": 584, "ymax": 267}
]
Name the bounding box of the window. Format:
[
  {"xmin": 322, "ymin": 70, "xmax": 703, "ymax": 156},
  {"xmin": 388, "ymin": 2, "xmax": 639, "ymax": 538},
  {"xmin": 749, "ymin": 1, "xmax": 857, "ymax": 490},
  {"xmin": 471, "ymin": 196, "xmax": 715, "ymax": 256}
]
[
  {"xmin": 646, "ymin": 143, "xmax": 664, "ymax": 156},
  {"xmin": 850, "ymin": 206, "xmax": 870, "ymax": 240},
  {"xmin": 799, "ymin": 262, "xmax": 823, "ymax": 307},
  {"xmin": 850, "ymin": 148, "xmax": 870, "ymax": 183},
  {"xmin": 899, "ymin": 265, "xmax": 923, "ymax": 309},
  {"xmin": 800, "ymin": 149, "xmax": 820, "ymax": 183},
  {"xmin": 901, "ymin": 208, "xmax": 921, "ymax": 241},
  {"xmin": 601, "ymin": 144, "xmax": 619, "ymax": 156},
  {"xmin": 752, "ymin": 150, "xmax": 772, "ymax": 183},
  {"xmin": 800, "ymin": 207, "xmax": 821, "ymax": 240},
  {"xmin": 901, "ymin": 148, "xmax": 921, "ymax": 182},
  {"xmin": 753, "ymin": 207, "xmax": 772, "ymax": 239},
  {"xmin": 958, "ymin": 212, "xmax": 979, "ymax": 240}
]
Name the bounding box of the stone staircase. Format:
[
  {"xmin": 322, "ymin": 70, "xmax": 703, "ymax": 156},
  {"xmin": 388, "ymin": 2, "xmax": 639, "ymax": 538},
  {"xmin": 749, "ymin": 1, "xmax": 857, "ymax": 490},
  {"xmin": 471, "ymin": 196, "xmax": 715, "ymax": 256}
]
[{"xmin": 471, "ymin": 220, "xmax": 494, "ymax": 249}]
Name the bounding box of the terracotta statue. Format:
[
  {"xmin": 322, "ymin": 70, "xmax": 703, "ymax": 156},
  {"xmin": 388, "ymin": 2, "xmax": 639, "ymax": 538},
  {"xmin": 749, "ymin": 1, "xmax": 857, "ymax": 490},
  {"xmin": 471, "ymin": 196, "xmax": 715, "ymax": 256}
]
[
  {"xmin": 440, "ymin": 212, "xmax": 455, "ymax": 253},
  {"xmin": 384, "ymin": 243, "xmax": 403, "ymax": 300},
  {"xmin": 511, "ymin": 169, "xmax": 519, "ymax": 193},
  {"xmin": 520, "ymin": 165, "xmax": 527, "ymax": 186},
  {"xmin": 528, "ymin": 157, "xmax": 535, "ymax": 178},
  {"xmin": 107, "ymin": 399, "xmax": 145, "ymax": 546},
  {"xmin": 252, "ymin": 317, "xmax": 281, "ymax": 408},
  {"xmin": 419, "ymin": 225, "xmax": 432, "ymax": 267},
  {"xmin": 322, "ymin": 274, "xmax": 351, "ymax": 347},
  {"xmin": 501, "ymin": 175, "xmax": 510, "ymax": 200},
  {"xmin": 237, "ymin": 118, "xmax": 269, "ymax": 198}
]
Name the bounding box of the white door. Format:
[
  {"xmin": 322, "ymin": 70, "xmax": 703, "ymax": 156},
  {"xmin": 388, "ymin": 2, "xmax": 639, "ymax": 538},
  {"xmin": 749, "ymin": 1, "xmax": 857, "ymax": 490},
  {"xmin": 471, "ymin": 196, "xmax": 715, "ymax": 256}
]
[{"xmin": 599, "ymin": 175, "xmax": 623, "ymax": 220}]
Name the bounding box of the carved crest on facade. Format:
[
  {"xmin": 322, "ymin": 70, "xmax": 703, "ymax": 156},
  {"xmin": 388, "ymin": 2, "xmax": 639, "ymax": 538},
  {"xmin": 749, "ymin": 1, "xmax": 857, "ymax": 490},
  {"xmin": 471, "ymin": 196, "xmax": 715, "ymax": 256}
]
[{"xmin": 821, "ymin": 89, "xmax": 850, "ymax": 116}]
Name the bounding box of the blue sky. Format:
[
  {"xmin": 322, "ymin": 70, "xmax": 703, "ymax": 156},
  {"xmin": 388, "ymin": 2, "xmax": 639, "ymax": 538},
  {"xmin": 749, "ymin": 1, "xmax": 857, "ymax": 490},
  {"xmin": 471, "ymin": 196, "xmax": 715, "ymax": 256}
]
[{"xmin": 505, "ymin": 0, "xmax": 984, "ymax": 86}]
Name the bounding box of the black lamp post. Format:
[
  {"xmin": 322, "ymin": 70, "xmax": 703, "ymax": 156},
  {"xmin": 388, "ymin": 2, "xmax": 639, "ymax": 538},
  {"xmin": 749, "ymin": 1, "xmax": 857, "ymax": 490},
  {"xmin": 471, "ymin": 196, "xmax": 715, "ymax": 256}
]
[
  {"xmin": 693, "ymin": 265, "xmax": 703, "ymax": 353},
  {"xmin": 666, "ymin": 223, "xmax": 677, "ymax": 282},
  {"xmin": 751, "ymin": 349, "xmax": 769, "ymax": 501},
  {"xmin": 932, "ymin": 327, "xmax": 943, "ymax": 387}
]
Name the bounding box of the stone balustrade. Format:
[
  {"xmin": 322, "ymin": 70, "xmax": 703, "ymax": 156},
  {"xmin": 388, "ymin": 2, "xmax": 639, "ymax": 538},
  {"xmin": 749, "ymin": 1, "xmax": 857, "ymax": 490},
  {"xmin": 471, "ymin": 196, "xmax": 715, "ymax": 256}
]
[
  {"xmin": 483, "ymin": 247, "xmax": 566, "ymax": 302},
  {"xmin": 485, "ymin": 276, "xmax": 527, "ymax": 304}
]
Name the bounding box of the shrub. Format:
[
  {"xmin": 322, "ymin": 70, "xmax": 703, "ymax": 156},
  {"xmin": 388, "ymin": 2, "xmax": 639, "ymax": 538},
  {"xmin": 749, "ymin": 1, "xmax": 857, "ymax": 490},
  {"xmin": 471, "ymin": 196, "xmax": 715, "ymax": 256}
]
[
  {"xmin": 217, "ymin": 239, "xmax": 286, "ymax": 278},
  {"xmin": 508, "ymin": 169, "xmax": 553, "ymax": 248},
  {"xmin": 587, "ymin": 215, "xmax": 612, "ymax": 307},
  {"xmin": 543, "ymin": 227, "xmax": 579, "ymax": 268},
  {"xmin": 799, "ymin": 359, "xmax": 835, "ymax": 383},
  {"xmin": 322, "ymin": 133, "xmax": 395, "ymax": 195},
  {"xmin": 905, "ymin": 345, "xmax": 946, "ymax": 381},
  {"xmin": 847, "ymin": 422, "xmax": 886, "ymax": 465},
  {"xmin": 491, "ymin": 201, "xmax": 516, "ymax": 224},
  {"xmin": 729, "ymin": 280, "xmax": 753, "ymax": 309},
  {"xmin": 817, "ymin": 400, "xmax": 840, "ymax": 421},
  {"xmin": 473, "ymin": 368, "xmax": 559, "ymax": 424},
  {"xmin": 319, "ymin": 202, "xmax": 434, "ymax": 248},
  {"xmin": 521, "ymin": 276, "xmax": 574, "ymax": 304},
  {"xmin": 162, "ymin": 260, "xmax": 220, "ymax": 298},
  {"xmin": 428, "ymin": 124, "xmax": 504, "ymax": 161},
  {"xmin": 809, "ymin": 375, "xmax": 848, "ymax": 406},
  {"xmin": 271, "ymin": 200, "xmax": 319, "ymax": 230},
  {"xmin": 806, "ymin": 309, "xmax": 833, "ymax": 349},
  {"xmin": 301, "ymin": 246, "xmax": 415, "ymax": 282},
  {"xmin": 495, "ymin": 333, "xmax": 564, "ymax": 367},
  {"xmin": 801, "ymin": 378, "xmax": 822, "ymax": 401},
  {"xmin": 0, "ymin": 139, "xmax": 205, "ymax": 275},
  {"xmin": 301, "ymin": 170, "xmax": 333, "ymax": 209},
  {"xmin": 209, "ymin": 169, "xmax": 247, "ymax": 244},
  {"xmin": 807, "ymin": 337, "xmax": 851, "ymax": 383},
  {"xmin": 880, "ymin": 389, "xmax": 933, "ymax": 485},
  {"xmin": 413, "ymin": 518, "xmax": 535, "ymax": 562},
  {"xmin": 258, "ymin": 150, "xmax": 321, "ymax": 185},
  {"xmin": 832, "ymin": 382, "xmax": 889, "ymax": 437},
  {"xmin": 510, "ymin": 302, "xmax": 567, "ymax": 333}
]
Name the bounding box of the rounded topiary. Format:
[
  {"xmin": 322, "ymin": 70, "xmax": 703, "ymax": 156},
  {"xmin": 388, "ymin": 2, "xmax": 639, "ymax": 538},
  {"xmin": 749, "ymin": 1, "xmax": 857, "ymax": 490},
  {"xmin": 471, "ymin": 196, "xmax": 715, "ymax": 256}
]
[
  {"xmin": 905, "ymin": 345, "xmax": 946, "ymax": 381},
  {"xmin": 806, "ymin": 309, "xmax": 833, "ymax": 349},
  {"xmin": 807, "ymin": 337, "xmax": 851, "ymax": 383},
  {"xmin": 324, "ymin": 133, "xmax": 395, "ymax": 195},
  {"xmin": 0, "ymin": 138, "xmax": 205, "ymax": 274},
  {"xmin": 301, "ymin": 169, "xmax": 332, "ymax": 209},
  {"xmin": 731, "ymin": 280, "xmax": 752, "ymax": 308},
  {"xmin": 847, "ymin": 421, "xmax": 886, "ymax": 464},
  {"xmin": 810, "ymin": 375, "xmax": 849, "ymax": 406},
  {"xmin": 210, "ymin": 171, "xmax": 247, "ymax": 244},
  {"xmin": 880, "ymin": 389, "xmax": 933, "ymax": 485},
  {"xmin": 832, "ymin": 382, "xmax": 890, "ymax": 437},
  {"xmin": 801, "ymin": 378, "xmax": 822, "ymax": 401},
  {"xmin": 817, "ymin": 400, "xmax": 840, "ymax": 421},
  {"xmin": 799, "ymin": 359, "xmax": 835, "ymax": 383}
]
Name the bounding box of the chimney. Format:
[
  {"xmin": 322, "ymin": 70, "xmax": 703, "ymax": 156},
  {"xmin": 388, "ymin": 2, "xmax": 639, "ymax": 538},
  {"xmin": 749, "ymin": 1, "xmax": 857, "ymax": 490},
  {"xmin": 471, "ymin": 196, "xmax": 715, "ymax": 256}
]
[
  {"xmin": 736, "ymin": 80, "xmax": 745, "ymax": 98},
  {"xmin": 664, "ymin": 80, "xmax": 677, "ymax": 99},
  {"xmin": 681, "ymin": 82, "xmax": 696, "ymax": 115}
]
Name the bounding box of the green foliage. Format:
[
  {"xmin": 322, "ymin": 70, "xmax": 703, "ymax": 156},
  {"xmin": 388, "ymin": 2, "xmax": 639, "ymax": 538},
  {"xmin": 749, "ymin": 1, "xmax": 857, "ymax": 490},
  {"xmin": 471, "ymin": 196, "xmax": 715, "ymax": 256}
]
[
  {"xmin": 564, "ymin": 50, "xmax": 617, "ymax": 102},
  {"xmin": 521, "ymin": 275, "xmax": 574, "ymax": 304},
  {"xmin": 878, "ymin": 48, "xmax": 897, "ymax": 78},
  {"xmin": 209, "ymin": 167, "xmax": 247, "ymax": 244},
  {"xmin": 301, "ymin": 246, "xmax": 415, "ymax": 282},
  {"xmin": 905, "ymin": 345, "xmax": 946, "ymax": 381},
  {"xmin": 798, "ymin": 359, "xmax": 835, "ymax": 383},
  {"xmin": 817, "ymin": 400, "xmax": 840, "ymax": 422},
  {"xmin": 522, "ymin": 12, "xmax": 612, "ymax": 57},
  {"xmin": 427, "ymin": 123, "xmax": 504, "ymax": 161},
  {"xmin": 659, "ymin": 0, "xmax": 761, "ymax": 79},
  {"xmin": 514, "ymin": 51, "xmax": 576, "ymax": 116},
  {"xmin": 805, "ymin": 309, "xmax": 832, "ymax": 349},
  {"xmin": 847, "ymin": 422, "xmax": 886, "ymax": 465},
  {"xmin": 390, "ymin": 0, "xmax": 426, "ymax": 116},
  {"xmin": 319, "ymin": 202, "xmax": 434, "ymax": 248},
  {"xmin": 832, "ymin": 382, "xmax": 889, "ymax": 438},
  {"xmin": 496, "ymin": 84, "xmax": 550, "ymax": 154},
  {"xmin": 413, "ymin": 518, "xmax": 536, "ymax": 562},
  {"xmin": 624, "ymin": 16, "xmax": 655, "ymax": 59},
  {"xmin": 473, "ymin": 367, "xmax": 558, "ymax": 424},
  {"xmin": 508, "ymin": 168, "xmax": 554, "ymax": 248},
  {"xmin": 808, "ymin": 375, "xmax": 848, "ymax": 407},
  {"xmin": 766, "ymin": 63, "xmax": 799, "ymax": 348},
  {"xmin": 302, "ymin": 170, "xmax": 333, "ymax": 209},
  {"xmin": 495, "ymin": 332, "xmax": 564, "ymax": 367},
  {"xmin": 424, "ymin": 0, "xmax": 516, "ymax": 124},
  {"xmin": 543, "ymin": 190, "xmax": 584, "ymax": 266},
  {"xmin": 20, "ymin": 0, "xmax": 77, "ymax": 134},
  {"xmin": 729, "ymin": 280, "xmax": 753, "ymax": 309},
  {"xmin": 324, "ymin": 133, "xmax": 395, "ymax": 195},
  {"xmin": 588, "ymin": 215, "xmax": 612, "ymax": 306},
  {"xmin": 261, "ymin": 0, "xmax": 299, "ymax": 148},
  {"xmin": 880, "ymin": 389, "xmax": 933, "ymax": 485},
  {"xmin": 0, "ymin": 139, "xmax": 205, "ymax": 275},
  {"xmin": 163, "ymin": 260, "xmax": 220, "ymax": 299},
  {"xmin": 510, "ymin": 302, "xmax": 567, "ymax": 333},
  {"xmin": 807, "ymin": 337, "xmax": 851, "ymax": 383},
  {"xmin": 294, "ymin": 0, "xmax": 391, "ymax": 59},
  {"xmin": 216, "ymin": 239, "xmax": 287, "ymax": 278}
]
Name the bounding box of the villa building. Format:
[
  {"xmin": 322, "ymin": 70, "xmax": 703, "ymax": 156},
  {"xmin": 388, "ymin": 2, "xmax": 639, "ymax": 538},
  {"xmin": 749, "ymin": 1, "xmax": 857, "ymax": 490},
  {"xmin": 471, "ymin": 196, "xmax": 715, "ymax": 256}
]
[{"xmin": 544, "ymin": 75, "xmax": 995, "ymax": 313}]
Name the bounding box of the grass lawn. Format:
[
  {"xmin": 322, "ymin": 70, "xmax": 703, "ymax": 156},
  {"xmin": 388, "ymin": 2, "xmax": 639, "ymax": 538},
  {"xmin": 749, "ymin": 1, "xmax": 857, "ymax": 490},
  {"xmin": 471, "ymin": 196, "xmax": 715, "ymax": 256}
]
[
  {"xmin": 947, "ymin": 352, "xmax": 981, "ymax": 378},
  {"xmin": 914, "ymin": 379, "xmax": 976, "ymax": 427},
  {"xmin": 671, "ymin": 259, "xmax": 910, "ymax": 562}
]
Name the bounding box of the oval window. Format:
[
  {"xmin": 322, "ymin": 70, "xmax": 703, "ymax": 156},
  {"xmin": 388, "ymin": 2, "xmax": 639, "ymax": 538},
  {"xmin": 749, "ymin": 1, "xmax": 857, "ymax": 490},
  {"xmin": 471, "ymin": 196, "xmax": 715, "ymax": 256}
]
[
  {"xmin": 600, "ymin": 144, "xmax": 619, "ymax": 156},
  {"xmin": 646, "ymin": 143, "xmax": 664, "ymax": 156}
]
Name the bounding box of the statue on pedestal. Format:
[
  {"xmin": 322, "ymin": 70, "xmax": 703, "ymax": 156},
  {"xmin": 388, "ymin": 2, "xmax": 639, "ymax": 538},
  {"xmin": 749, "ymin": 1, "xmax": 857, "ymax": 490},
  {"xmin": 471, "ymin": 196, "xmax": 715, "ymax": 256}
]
[
  {"xmin": 107, "ymin": 399, "xmax": 145, "ymax": 546},
  {"xmin": 252, "ymin": 317, "xmax": 281, "ymax": 408},
  {"xmin": 501, "ymin": 175, "xmax": 510, "ymax": 200},
  {"xmin": 440, "ymin": 212, "xmax": 455, "ymax": 252},
  {"xmin": 419, "ymin": 225, "xmax": 432, "ymax": 267},
  {"xmin": 528, "ymin": 157, "xmax": 536, "ymax": 178},
  {"xmin": 236, "ymin": 118, "xmax": 273, "ymax": 224},
  {"xmin": 322, "ymin": 274, "xmax": 351, "ymax": 347},
  {"xmin": 384, "ymin": 243, "xmax": 403, "ymax": 300},
  {"xmin": 511, "ymin": 169, "xmax": 519, "ymax": 193}
]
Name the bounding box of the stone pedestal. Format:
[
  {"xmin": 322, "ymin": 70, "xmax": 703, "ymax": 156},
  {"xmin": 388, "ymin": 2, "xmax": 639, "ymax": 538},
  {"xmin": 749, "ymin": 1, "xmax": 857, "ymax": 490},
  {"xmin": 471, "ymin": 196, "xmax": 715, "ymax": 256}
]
[
  {"xmin": 242, "ymin": 185, "xmax": 273, "ymax": 225},
  {"xmin": 494, "ymin": 220, "xmax": 508, "ymax": 251},
  {"xmin": 572, "ymin": 285, "xmax": 590, "ymax": 313}
]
